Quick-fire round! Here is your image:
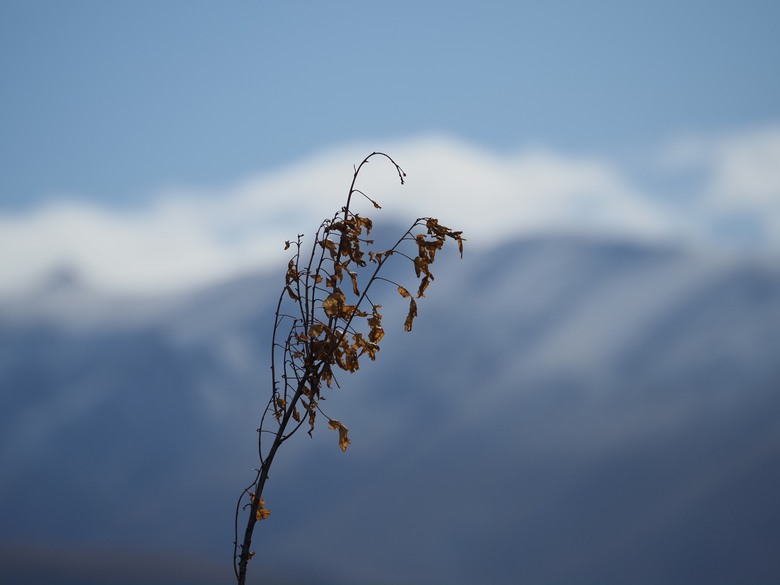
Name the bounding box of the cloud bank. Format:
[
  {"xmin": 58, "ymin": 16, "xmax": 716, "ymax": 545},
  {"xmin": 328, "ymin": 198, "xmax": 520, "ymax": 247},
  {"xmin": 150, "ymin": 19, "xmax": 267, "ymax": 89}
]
[{"xmin": 1, "ymin": 124, "xmax": 779, "ymax": 297}]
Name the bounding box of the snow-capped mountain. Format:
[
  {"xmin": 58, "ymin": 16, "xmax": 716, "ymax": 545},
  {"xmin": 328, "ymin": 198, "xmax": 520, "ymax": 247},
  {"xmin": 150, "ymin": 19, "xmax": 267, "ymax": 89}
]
[{"xmin": 1, "ymin": 236, "xmax": 779, "ymax": 585}]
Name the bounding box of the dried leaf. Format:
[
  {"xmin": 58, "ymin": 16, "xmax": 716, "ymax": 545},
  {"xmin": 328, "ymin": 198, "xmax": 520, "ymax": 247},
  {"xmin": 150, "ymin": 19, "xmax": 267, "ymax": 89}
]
[
  {"xmin": 417, "ymin": 276, "xmax": 431, "ymax": 298},
  {"xmin": 412, "ymin": 257, "xmax": 420, "ymax": 278},
  {"xmin": 323, "ymin": 291, "xmax": 345, "ymax": 317},
  {"xmin": 368, "ymin": 305, "xmax": 384, "ymax": 343},
  {"xmin": 286, "ymin": 259, "xmax": 297, "ymax": 278},
  {"xmin": 341, "ymin": 349, "xmax": 359, "ymax": 372},
  {"xmin": 397, "ymin": 285, "xmax": 411, "ymax": 298},
  {"xmin": 356, "ymin": 216, "xmax": 373, "ymax": 233},
  {"xmin": 285, "ymin": 285, "xmax": 299, "ymax": 301},
  {"xmin": 328, "ymin": 419, "xmax": 351, "ymax": 452},
  {"xmin": 273, "ymin": 396, "xmax": 287, "ymax": 422},
  {"xmin": 321, "ymin": 364, "xmax": 334, "ymax": 387},
  {"xmin": 285, "ymin": 260, "xmax": 300, "ymax": 297},
  {"xmin": 320, "ymin": 238, "xmax": 337, "ymax": 255},
  {"xmin": 308, "ymin": 407, "xmax": 317, "ymax": 435},
  {"xmin": 349, "ymin": 271, "xmax": 360, "ymax": 296},
  {"xmin": 255, "ymin": 498, "xmax": 271, "ymax": 521},
  {"xmin": 368, "ymin": 323, "xmax": 384, "ymax": 343},
  {"xmin": 309, "ymin": 322, "xmax": 327, "ymax": 338},
  {"xmin": 365, "ymin": 342, "xmax": 379, "ymax": 360},
  {"xmin": 404, "ymin": 298, "xmax": 418, "ymax": 332},
  {"xmin": 326, "ymin": 221, "xmax": 347, "ymax": 233}
]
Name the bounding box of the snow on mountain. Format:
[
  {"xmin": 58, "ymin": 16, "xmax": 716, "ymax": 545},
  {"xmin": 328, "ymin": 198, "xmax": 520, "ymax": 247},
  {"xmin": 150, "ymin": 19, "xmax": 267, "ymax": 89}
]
[{"xmin": 1, "ymin": 235, "xmax": 779, "ymax": 585}]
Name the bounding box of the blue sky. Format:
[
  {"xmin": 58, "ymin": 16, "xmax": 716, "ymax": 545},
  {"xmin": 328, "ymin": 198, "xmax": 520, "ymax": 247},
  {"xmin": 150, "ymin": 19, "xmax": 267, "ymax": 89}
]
[
  {"xmin": 1, "ymin": 0, "xmax": 779, "ymax": 294},
  {"xmin": 3, "ymin": 0, "xmax": 778, "ymax": 206}
]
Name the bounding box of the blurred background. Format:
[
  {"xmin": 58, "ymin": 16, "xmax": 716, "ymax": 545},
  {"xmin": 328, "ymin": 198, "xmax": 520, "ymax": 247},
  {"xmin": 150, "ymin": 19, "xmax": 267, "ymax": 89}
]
[{"xmin": 2, "ymin": 1, "xmax": 780, "ymax": 584}]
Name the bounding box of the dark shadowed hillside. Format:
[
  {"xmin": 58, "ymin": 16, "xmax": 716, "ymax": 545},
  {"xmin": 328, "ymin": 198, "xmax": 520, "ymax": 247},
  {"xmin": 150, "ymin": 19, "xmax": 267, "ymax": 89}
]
[{"xmin": 1, "ymin": 236, "xmax": 779, "ymax": 585}]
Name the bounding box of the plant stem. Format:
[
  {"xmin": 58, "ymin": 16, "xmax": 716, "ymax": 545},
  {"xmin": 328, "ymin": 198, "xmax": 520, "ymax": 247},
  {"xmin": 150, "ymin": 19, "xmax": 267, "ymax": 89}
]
[{"xmin": 236, "ymin": 371, "xmax": 314, "ymax": 585}]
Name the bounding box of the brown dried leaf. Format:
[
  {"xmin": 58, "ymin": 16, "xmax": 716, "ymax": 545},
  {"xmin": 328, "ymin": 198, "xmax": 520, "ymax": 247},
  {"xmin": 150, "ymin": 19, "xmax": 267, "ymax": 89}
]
[
  {"xmin": 309, "ymin": 322, "xmax": 327, "ymax": 338},
  {"xmin": 417, "ymin": 276, "xmax": 431, "ymax": 298},
  {"xmin": 322, "ymin": 291, "xmax": 345, "ymax": 317},
  {"xmin": 328, "ymin": 419, "xmax": 351, "ymax": 452},
  {"xmin": 286, "ymin": 258, "xmax": 297, "ymax": 277},
  {"xmin": 397, "ymin": 285, "xmax": 411, "ymax": 298},
  {"xmin": 368, "ymin": 323, "xmax": 384, "ymax": 344},
  {"xmin": 362, "ymin": 340, "xmax": 379, "ymax": 360},
  {"xmin": 322, "ymin": 364, "xmax": 334, "ymax": 387},
  {"xmin": 349, "ymin": 271, "xmax": 360, "ymax": 296},
  {"xmin": 368, "ymin": 306, "xmax": 384, "ymax": 343},
  {"xmin": 413, "ymin": 257, "xmax": 431, "ymax": 278},
  {"xmin": 404, "ymin": 298, "xmax": 418, "ymax": 332},
  {"xmin": 356, "ymin": 216, "xmax": 373, "ymax": 233},
  {"xmin": 320, "ymin": 238, "xmax": 338, "ymax": 257},
  {"xmin": 308, "ymin": 407, "xmax": 317, "ymax": 435},
  {"xmin": 285, "ymin": 285, "xmax": 299, "ymax": 301},
  {"xmin": 255, "ymin": 498, "xmax": 271, "ymax": 521},
  {"xmin": 273, "ymin": 396, "xmax": 287, "ymax": 421},
  {"xmin": 327, "ymin": 221, "xmax": 347, "ymax": 233},
  {"xmin": 426, "ymin": 217, "xmax": 448, "ymax": 237},
  {"xmin": 343, "ymin": 350, "xmax": 359, "ymax": 372}
]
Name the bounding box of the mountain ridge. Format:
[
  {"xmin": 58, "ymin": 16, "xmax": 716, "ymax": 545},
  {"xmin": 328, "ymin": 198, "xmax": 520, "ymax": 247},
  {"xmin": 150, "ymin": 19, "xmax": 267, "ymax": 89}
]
[{"xmin": 1, "ymin": 234, "xmax": 779, "ymax": 585}]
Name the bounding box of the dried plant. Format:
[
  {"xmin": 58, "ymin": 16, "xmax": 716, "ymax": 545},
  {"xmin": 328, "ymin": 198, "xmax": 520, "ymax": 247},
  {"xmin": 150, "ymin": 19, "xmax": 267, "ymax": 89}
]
[{"xmin": 234, "ymin": 152, "xmax": 464, "ymax": 584}]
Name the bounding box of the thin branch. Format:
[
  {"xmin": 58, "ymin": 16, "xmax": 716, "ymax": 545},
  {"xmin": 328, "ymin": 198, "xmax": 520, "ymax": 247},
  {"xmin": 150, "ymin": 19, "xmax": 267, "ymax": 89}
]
[{"xmin": 235, "ymin": 152, "xmax": 461, "ymax": 585}]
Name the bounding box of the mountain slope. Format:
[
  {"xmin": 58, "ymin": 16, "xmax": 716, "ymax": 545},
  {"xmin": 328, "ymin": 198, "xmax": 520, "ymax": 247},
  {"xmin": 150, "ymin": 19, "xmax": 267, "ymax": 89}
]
[{"xmin": 1, "ymin": 236, "xmax": 779, "ymax": 585}]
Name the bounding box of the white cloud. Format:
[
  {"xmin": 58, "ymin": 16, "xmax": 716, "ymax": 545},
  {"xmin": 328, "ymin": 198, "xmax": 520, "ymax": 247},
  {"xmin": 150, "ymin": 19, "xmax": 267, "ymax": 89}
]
[
  {"xmin": 663, "ymin": 124, "xmax": 780, "ymax": 207},
  {"xmin": 1, "ymin": 127, "xmax": 779, "ymax": 297},
  {"xmin": 658, "ymin": 124, "xmax": 780, "ymax": 249}
]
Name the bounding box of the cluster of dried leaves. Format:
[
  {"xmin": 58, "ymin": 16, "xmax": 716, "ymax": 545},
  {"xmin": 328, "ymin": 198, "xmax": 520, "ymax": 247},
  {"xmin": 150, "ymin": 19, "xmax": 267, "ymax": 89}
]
[{"xmin": 235, "ymin": 152, "xmax": 463, "ymax": 584}]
